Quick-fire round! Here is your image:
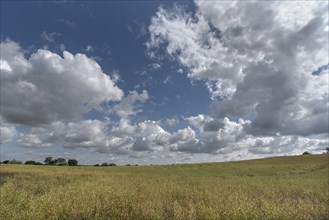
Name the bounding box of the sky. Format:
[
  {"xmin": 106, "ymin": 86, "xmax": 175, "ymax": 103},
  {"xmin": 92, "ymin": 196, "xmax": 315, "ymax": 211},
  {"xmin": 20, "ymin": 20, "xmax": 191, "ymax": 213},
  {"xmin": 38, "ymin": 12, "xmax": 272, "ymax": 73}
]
[{"xmin": 0, "ymin": 1, "xmax": 328, "ymax": 165}]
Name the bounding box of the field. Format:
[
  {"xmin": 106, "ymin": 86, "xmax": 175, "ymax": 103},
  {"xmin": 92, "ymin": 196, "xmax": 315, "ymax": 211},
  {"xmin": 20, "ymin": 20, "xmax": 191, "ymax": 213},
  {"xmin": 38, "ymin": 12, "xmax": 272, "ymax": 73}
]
[{"xmin": 1, "ymin": 154, "xmax": 328, "ymax": 220}]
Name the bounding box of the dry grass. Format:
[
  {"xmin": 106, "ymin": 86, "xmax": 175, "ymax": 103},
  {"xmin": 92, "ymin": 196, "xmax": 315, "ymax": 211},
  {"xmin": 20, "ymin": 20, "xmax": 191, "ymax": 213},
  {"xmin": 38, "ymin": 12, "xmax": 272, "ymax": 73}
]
[{"xmin": 1, "ymin": 154, "xmax": 328, "ymax": 219}]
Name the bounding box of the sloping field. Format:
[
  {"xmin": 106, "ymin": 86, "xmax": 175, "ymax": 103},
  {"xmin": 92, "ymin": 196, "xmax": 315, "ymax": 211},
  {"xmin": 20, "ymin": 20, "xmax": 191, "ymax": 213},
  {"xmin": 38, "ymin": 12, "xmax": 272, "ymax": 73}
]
[{"xmin": 1, "ymin": 154, "xmax": 328, "ymax": 219}]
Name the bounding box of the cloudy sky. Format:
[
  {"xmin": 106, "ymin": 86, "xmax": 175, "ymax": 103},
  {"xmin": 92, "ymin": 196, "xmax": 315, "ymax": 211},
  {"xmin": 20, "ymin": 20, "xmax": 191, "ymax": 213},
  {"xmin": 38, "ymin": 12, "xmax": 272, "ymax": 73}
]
[{"xmin": 1, "ymin": 1, "xmax": 328, "ymax": 165}]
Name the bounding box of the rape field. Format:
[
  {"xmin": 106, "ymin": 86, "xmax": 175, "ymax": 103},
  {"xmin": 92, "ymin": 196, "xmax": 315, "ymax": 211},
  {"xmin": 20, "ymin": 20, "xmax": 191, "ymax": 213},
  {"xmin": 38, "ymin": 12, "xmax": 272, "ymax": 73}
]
[{"xmin": 1, "ymin": 154, "xmax": 328, "ymax": 220}]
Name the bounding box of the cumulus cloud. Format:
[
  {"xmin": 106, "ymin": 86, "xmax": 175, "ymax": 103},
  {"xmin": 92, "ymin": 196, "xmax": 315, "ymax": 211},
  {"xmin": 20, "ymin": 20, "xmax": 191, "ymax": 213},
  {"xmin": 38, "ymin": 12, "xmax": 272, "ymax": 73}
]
[
  {"xmin": 0, "ymin": 39, "xmax": 124, "ymax": 126},
  {"xmin": 15, "ymin": 120, "xmax": 111, "ymax": 149},
  {"xmin": 110, "ymin": 90, "xmax": 149, "ymax": 119},
  {"xmin": 18, "ymin": 133, "xmax": 52, "ymax": 148},
  {"xmin": 13, "ymin": 113, "xmax": 327, "ymax": 161},
  {"xmin": 183, "ymin": 114, "xmax": 327, "ymax": 155},
  {"xmin": 164, "ymin": 117, "xmax": 179, "ymax": 126},
  {"xmin": 247, "ymin": 135, "xmax": 328, "ymax": 155},
  {"xmin": 147, "ymin": 1, "xmax": 329, "ymax": 138},
  {"xmin": 16, "ymin": 119, "xmax": 167, "ymax": 154},
  {"xmin": 0, "ymin": 120, "xmax": 18, "ymax": 144},
  {"xmin": 112, "ymin": 120, "xmax": 169, "ymax": 152},
  {"xmin": 181, "ymin": 115, "xmax": 247, "ymax": 154}
]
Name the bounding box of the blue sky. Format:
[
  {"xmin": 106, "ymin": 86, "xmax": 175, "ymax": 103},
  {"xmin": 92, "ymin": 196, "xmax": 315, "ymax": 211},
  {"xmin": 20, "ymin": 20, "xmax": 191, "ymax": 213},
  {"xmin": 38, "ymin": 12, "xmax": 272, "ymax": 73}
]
[
  {"xmin": 1, "ymin": 1, "xmax": 328, "ymax": 165},
  {"xmin": 2, "ymin": 1, "xmax": 211, "ymax": 121}
]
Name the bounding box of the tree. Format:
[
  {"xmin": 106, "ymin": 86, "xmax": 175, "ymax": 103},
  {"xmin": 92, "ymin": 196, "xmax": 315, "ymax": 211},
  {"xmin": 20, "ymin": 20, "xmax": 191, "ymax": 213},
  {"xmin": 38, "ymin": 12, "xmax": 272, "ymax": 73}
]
[
  {"xmin": 8, "ymin": 159, "xmax": 22, "ymax": 164},
  {"xmin": 68, "ymin": 159, "xmax": 78, "ymax": 166},
  {"xmin": 109, "ymin": 163, "xmax": 116, "ymax": 166},
  {"xmin": 44, "ymin": 157, "xmax": 53, "ymax": 165},
  {"xmin": 303, "ymin": 151, "xmax": 311, "ymax": 155},
  {"xmin": 1, "ymin": 160, "xmax": 9, "ymax": 164},
  {"xmin": 54, "ymin": 158, "xmax": 67, "ymax": 166},
  {"xmin": 25, "ymin": 160, "xmax": 42, "ymax": 165},
  {"xmin": 326, "ymin": 147, "xmax": 329, "ymax": 154},
  {"xmin": 101, "ymin": 162, "xmax": 108, "ymax": 166}
]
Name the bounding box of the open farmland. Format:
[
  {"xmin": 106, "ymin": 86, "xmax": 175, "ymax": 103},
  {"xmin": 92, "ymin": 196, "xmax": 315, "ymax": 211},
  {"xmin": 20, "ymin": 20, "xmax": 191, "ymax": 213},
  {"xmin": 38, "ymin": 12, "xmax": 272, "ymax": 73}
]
[{"xmin": 1, "ymin": 154, "xmax": 328, "ymax": 220}]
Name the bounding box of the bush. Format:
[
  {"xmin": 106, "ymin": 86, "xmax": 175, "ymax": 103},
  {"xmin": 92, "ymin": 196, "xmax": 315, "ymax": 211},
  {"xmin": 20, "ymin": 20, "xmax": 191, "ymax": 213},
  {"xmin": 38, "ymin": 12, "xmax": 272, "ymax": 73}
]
[{"xmin": 303, "ymin": 151, "xmax": 311, "ymax": 155}]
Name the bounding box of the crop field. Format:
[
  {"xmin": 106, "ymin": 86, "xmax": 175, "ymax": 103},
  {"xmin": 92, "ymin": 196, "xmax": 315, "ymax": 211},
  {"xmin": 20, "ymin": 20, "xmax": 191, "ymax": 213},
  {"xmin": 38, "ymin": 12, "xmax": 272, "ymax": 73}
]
[{"xmin": 1, "ymin": 154, "xmax": 328, "ymax": 220}]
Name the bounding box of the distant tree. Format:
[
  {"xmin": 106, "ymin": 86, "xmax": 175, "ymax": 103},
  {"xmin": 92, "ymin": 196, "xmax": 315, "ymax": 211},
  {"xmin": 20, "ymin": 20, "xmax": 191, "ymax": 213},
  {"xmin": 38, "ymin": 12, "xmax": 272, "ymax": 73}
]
[
  {"xmin": 326, "ymin": 147, "xmax": 329, "ymax": 154},
  {"xmin": 54, "ymin": 158, "xmax": 67, "ymax": 166},
  {"xmin": 108, "ymin": 163, "xmax": 116, "ymax": 166},
  {"xmin": 101, "ymin": 162, "xmax": 108, "ymax": 166},
  {"xmin": 68, "ymin": 159, "xmax": 78, "ymax": 166},
  {"xmin": 1, "ymin": 160, "xmax": 9, "ymax": 164},
  {"xmin": 303, "ymin": 151, "xmax": 311, "ymax": 155},
  {"xmin": 25, "ymin": 160, "xmax": 41, "ymax": 165},
  {"xmin": 8, "ymin": 159, "xmax": 23, "ymax": 164},
  {"xmin": 126, "ymin": 164, "xmax": 131, "ymax": 166},
  {"xmin": 94, "ymin": 164, "xmax": 100, "ymax": 166},
  {"xmin": 44, "ymin": 157, "xmax": 53, "ymax": 165}
]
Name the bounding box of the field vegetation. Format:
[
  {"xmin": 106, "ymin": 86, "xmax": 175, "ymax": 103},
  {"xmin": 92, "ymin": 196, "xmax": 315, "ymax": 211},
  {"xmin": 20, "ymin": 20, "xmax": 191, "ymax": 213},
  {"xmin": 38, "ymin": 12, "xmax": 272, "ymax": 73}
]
[{"xmin": 1, "ymin": 154, "xmax": 328, "ymax": 220}]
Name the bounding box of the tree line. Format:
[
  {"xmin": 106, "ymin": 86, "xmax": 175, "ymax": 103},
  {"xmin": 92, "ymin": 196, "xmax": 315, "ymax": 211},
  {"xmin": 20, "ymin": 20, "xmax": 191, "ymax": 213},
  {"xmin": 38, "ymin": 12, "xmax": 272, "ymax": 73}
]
[
  {"xmin": 0, "ymin": 157, "xmax": 117, "ymax": 166},
  {"xmin": 0, "ymin": 157, "xmax": 79, "ymax": 166}
]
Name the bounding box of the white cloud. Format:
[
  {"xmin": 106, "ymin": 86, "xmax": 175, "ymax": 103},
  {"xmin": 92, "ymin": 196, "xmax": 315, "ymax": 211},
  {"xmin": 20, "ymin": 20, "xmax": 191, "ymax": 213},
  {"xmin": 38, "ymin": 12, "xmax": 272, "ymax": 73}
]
[
  {"xmin": 0, "ymin": 60, "xmax": 12, "ymax": 72},
  {"xmin": 164, "ymin": 117, "xmax": 178, "ymax": 126},
  {"xmin": 16, "ymin": 119, "xmax": 168, "ymax": 154},
  {"xmin": 16, "ymin": 120, "xmax": 112, "ymax": 150},
  {"xmin": 59, "ymin": 43, "xmax": 66, "ymax": 51},
  {"xmin": 0, "ymin": 121, "xmax": 18, "ymax": 144},
  {"xmin": 127, "ymin": 21, "xmax": 147, "ymax": 39},
  {"xmin": 110, "ymin": 90, "xmax": 149, "ymax": 119},
  {"xmin": 41, "ymin": 31, "xmax": 60, "ymax": 42},
  {"xmin": 147, "ymin": 1, "xmax": 329, "ymax": 137},
  {"xmin": 163, "ymin": 75, "xmax": 173, "ymax": 84},
  {"xmin": 111, "ymin": 70, "xmax": 122, "ymax": 83},
  {"xmin": 135, "ymin": 62, "xmax": 161, "ymax": 76},
  {"xmin": 58, "ymin": 19, "xmax": 77, "ymax": 28},
  {"xmin": 18, "ymin": 133, "xmax": 52, "ymax": 148},
  {"xmin": 0, "ymin": 39, "xmax": 124, "ymax": 126},
  {"xmin": 183, "ymin": 114, "xmax": 327, "ymax": 155},
  {"xmin": 150, "ymin": 63, "xmax": 161, "ymax": 70},
  {"xmin": 83, "ymin": 45, "xmax": 94, "ymax": 53},
  {"xmin": 147, "ymin": 4, "xmax": 243, "ymax": 98},
  {"xmin": 54, "ymin": 120, "xmax": 107, "ymax": 148},
  {"xmin": 12, "ymin": 113, "xmax": 327, "ymax": 161}
]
